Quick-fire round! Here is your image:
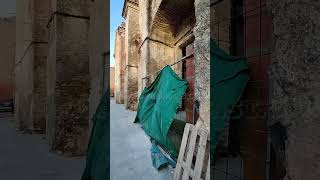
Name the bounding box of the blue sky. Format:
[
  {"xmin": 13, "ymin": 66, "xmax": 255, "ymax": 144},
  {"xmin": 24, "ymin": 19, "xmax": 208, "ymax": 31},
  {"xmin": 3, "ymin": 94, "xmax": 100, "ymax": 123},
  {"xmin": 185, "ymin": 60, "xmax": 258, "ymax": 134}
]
[{"xmin": 110, "ymin": 0, "xmax": 125, "ymax": 67}]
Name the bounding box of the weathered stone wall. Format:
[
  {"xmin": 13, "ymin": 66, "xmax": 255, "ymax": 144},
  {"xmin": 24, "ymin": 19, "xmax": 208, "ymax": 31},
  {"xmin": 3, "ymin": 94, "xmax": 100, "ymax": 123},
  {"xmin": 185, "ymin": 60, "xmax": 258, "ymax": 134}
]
[
  {"xmin": 194, "ymin": 0, "xmax": 210, "ymax": 128},
  {"xmin": 0, "ymin": 17, "xmax": 15, "ymax": 101},
  {"xmin": 46, "ymin": 0, "xmax": 58, "ymax": 148},
  {"xmin": 271, "ymin": 1, "xmax": 320, "ymax": 179},
  {"xmin": 88, "ymin": 0, "xmax": 109, "ymax": 126},
  {"xmin": 137, "ymin": 0, "xmax": 149, "ymax": 95},
  {"xmin": 32, "ymin": 0, "xmax": 50, "ymax": 133},
  {"xmin": 114, "ymin": 23, "xmax": 126, "ymax": 104},
  {"xmin": 47, "ymin": 0, "xmax": 91, "ymax": 155},
  {"xmin": 146, "ymin": 40, "xmax": 175, "ymax": 84},
  {"xmin": 138, "ymin": 0, "xmax": 196, "ymax": 90},
  {"xmin": 15, "ymin": 0, "xmax": 50, "ymax": 132},
  {"xmin": 110, "ymin": 67, "xmax": 115, "ymax": 96},
  {"xmin": 15, "ymin": 0, "xmax": 33, "ymax": 131},
  {"xmin": 123, "ymin": 0, "xmax": 140, "ymax": 110}
]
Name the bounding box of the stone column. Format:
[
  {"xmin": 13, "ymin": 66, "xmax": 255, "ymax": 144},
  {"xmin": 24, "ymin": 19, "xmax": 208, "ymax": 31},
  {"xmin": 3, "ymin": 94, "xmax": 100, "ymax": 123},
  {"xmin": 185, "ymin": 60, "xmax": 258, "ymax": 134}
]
[
  {"xmin": 194, "ymin": 0, "xmax": 210, "ymax": 128},
  {"xmin": 114, "ymin": 23, "xmax": 126, "ymax": 104},
  {"xmin": 122, "ymin": 0, "xmax": 140, "ymax": 111},
  {"xmin": 15, "ymin": 0, "xmax": 50, "ymax": 133},
  {"xmin": 47, "ymin": 0, "xmax": 91, "ymax": 155},
  {"xmin": 32, "ymin": 0, "xmax": 50, "ymax": 133}
]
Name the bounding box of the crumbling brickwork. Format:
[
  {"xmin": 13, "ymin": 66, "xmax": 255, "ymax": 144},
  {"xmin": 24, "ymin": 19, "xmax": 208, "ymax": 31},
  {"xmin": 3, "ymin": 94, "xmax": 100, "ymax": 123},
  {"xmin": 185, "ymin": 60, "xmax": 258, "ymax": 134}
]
[
  {"xmin": 114, "ymin": 23, "xmax": 126, "ymax": 104},
  {"xmin": 32, "ymin": 0, "xmax": 50, "ymax": 133},
  {"xmin": 115, "ymin": 0, "xmax": 209, "ymax": 129},
  {"xmin": 15, "ymin": 0, "xmax": 49, "ymax": 133},
  {"xmin": 123, "ymin": 0, "xmax": 140, "ymax": 110},
  {"xmin": 47, "ymin": 0, "xmax": 91, "ymax": 155},
  {"xmin": 110, "ymin": 67, "xmax": 115, "ymax": 96},
  {"xmin": 271, "ymin": 1, "xmax": 320, "ymax": 179}
]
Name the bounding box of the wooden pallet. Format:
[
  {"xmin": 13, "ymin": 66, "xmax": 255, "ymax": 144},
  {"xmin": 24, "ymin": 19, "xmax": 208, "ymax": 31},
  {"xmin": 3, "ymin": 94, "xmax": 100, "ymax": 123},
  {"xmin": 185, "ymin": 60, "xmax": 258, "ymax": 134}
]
[{"xmin": 174, "ymin": 124, "xmax": 210, "ymax": 180}]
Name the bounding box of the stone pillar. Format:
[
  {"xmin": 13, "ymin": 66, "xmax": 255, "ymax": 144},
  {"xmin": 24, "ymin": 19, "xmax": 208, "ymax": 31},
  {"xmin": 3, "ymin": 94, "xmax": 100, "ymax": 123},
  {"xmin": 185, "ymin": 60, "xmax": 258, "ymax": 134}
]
[
  {"xmin": 194, "ymin": 0, "xmax": 210, "ymax": 128},
  {"xmin": 110, "ymin": 67, "xmax": 115, "ymax": 96},
  {"xmin": 47, "ymin": 0, "xmax": 91, "ymax": 155},
  {"xmin": 15, "ymin": 0, "xmax": 50, "ymax": 133},
  {"xmin": 122, "ymin": 0, "xmax": 140, "ymax": 111},
  {"xmin": 114, "ymin": 23, "xmax": 126, "ymax": 104},
  {"xmin": 32, "ymin": 0, "xmax": 50, "ymax": 133},
  {"xmin": 138, "ymin": 0, "xmax": 149, "ymax": 96},
  {"xmin": 271, "ymin": 1, "xmax": 320, "ymax": 179}
]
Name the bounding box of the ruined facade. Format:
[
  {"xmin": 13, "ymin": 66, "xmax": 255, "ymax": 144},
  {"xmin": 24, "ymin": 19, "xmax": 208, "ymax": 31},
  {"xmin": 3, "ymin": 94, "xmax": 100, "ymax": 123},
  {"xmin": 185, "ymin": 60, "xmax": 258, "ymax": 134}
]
[
  {"xmin": 46, "ymin": 0, "xmax": 91, "ymax": 155},
  {"xmin": 15, "ymin": 0, "xmax": 109, "ymax": 156},
  {"xmin": 115, "ymin": 0, "xmax": 210, "ymax": 127},
  {"xmin": 15, "ymin": 0, "xmax": 50, "ymax": 133},
  {"xmin": 122, "ymin": 0, "xmax": 140, "ymax": 110},
  {"xmin": 110, "ymin": 67, "xmax": 115, "ymax": 97},
  {"xmin": 0, "ymin": 17, "xmax": 15, "ymax": 101},
  {"xmin": 114, "ymin": 23, "xmax": 126, "ymax": 104}
]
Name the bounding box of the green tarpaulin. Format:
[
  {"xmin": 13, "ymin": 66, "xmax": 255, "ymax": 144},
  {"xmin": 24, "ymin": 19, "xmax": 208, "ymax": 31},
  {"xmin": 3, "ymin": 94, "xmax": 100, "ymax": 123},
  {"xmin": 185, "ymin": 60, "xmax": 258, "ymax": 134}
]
[
  {"xmin": 82, "ymin": 93, "xmax": 109, "ymax": 180},
  {"xmin": 135, "ymin": 66, "xmax": 188, "ymax": 158},
  {"xmin": 210, "ymin": 40, "xmax": 249, "ymax": 155}
]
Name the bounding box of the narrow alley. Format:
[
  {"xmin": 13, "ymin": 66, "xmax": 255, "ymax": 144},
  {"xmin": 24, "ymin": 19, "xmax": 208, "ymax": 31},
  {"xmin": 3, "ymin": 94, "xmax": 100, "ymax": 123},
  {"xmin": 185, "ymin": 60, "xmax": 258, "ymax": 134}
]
[
  {"xmin": 110, "ymin": 99, "xmax": 173, "ymax": 180},
  {"xmin": 0, "ymin": 113, "xmax": 85, "ymax": 180}
]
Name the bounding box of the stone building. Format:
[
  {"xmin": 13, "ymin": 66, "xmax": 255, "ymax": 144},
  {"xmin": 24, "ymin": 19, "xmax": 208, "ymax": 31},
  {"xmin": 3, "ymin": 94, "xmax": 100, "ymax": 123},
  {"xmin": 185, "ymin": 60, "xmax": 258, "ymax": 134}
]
[
  {"xmin": 116, "ymin": 0, "xmax": 210, "ymax": 127},
  {"xmin": 46, "ymin": 0, "xmax": 91, "ymax": 155},
  {"xmin": 110, "ymin": 67, "xmax": 115, "ymax": 97},
  {"xmin": 15, "ymin": 0, "xmax": 50, "ymax": 133},
  {"xmin": 122, "ymin": 0, "xmax": 140, "ymax": 111},
  {"xmin": 15, "ymin": 0, "xmax": 109, "ymax": 156},
  {"xmin": 0, "ymin": 17, "xmax": 15, "ymax": 101},
  {"xmin": 114, "ymin": 23, "xmax": 126, "ymax": 104},
  {"xmin": 211, "ymin": 0, "xmax": 320, "ymax": 180}
]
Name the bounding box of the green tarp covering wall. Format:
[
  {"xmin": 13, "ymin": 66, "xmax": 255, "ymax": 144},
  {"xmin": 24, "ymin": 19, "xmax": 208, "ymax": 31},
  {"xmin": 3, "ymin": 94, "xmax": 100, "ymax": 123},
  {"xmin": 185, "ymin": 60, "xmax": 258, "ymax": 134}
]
[
  {"xmin": 135, "ymin": 66, "xmax": 188, "ymax": 158},
  {"xmin": 82, "ymin": 93, "xmax": 109, "ymax": 180},
  {"xmin": 210, "ymin": 40, "xmax": 249, "ymax": 155}
]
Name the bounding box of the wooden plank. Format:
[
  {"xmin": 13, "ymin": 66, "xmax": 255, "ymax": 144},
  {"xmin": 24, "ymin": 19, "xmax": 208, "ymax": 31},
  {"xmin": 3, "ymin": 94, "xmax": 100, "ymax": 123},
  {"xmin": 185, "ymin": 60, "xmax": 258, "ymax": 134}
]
[
  {"xmin": 174, "ymin": 124, "xmax": 210, "ymax": 180},
  {"xmin": 174, "ymin": 124, "xmax": 191, "ymax": 180},
  {"xmin": 181, "ymin": 125, "xmax": 199, "ymax": 180},
  {"xmin": 193, "ymin": 129, "xmax": 209, "ymax": 179}
]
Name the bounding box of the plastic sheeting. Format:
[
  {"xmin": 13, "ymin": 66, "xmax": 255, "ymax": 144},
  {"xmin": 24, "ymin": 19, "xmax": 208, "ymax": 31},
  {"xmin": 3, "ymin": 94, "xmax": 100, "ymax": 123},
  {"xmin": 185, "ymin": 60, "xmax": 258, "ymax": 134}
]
[
  {"xmin": 135, "ymin": 66, "xmax": 188, "ymax": 158},
  {"xmin": 82, "ymin": 93, "xmax": 109, "ymax": 180},
  {"xmin": 211, "ymin": 40, "xmax": 249, "ymax": 155}
]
